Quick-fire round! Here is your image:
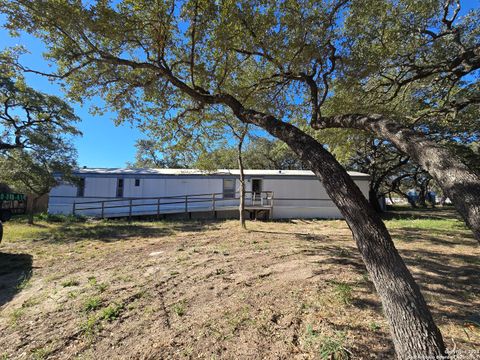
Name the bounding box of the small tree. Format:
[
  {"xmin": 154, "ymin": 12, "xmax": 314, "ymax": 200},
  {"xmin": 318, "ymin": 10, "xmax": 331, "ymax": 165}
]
[
  {"xmin": 0, "ymin": 143, "xmax": 77, "ymax": 224},
  {"xmin": 222, "ymin": 121, "xmax": 249, "ymax": 229}
]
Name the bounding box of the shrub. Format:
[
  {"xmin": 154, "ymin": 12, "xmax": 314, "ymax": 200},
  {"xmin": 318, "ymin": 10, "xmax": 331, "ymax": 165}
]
[{"xmin": 83, "ymin": 297, "xmax": 102, "ymax": 312}]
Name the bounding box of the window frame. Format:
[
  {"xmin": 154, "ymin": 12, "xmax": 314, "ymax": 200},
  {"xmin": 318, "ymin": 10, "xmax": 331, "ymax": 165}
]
[
  {"xmin": 76, "ymin": 178, "xmax": 85, "ymax": 197},
  {"xmin": 116, "ymin": 178, "xmax": 124, "ymax": 198},
  {"xmin": 223, "ymin": 178, "xmax": 236, "ymax": 199}
]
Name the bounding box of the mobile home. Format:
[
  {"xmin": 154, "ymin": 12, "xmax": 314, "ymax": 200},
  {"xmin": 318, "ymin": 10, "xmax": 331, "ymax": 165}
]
[{"xmin": 48, "ymin": 168, "xmax": 370, "ymax": 219}]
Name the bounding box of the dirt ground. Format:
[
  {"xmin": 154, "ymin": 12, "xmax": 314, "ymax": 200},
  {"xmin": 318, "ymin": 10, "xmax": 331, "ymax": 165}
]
[{"xmin": 0, "ymin": 208, "xmax": 478, "ymax": 359}]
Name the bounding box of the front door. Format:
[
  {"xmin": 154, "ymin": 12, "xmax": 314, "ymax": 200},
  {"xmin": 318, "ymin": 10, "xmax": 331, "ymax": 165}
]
[{"xmin": 252, "ymin": 179, "xmax": 262, "ymax": 201}]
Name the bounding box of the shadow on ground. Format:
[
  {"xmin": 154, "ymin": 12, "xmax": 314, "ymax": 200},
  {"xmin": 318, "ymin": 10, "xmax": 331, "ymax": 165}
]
[
  {"xmin": 390, "ymin": 227, "xmax": 475, "ymax": 247},
  {"xmin": 0, "ymin": 252, "xmax": 33, "ymax": 307},
  {"xmin": 33, "ymin": 220, "xmax": 219, "ymax": 244},
  {"xmin": 382, "ymin": 206, "xmax": 461, "ymax": 221},
  {"xmin": 296, "ymin": 230, "xmax": 479, "ymax": 326}
]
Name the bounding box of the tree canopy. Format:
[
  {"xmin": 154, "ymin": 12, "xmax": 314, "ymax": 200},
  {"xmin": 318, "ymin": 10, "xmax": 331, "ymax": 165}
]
[{"xmin": 0, "ymin": 51, "xmax": 81, "ymax": 152}]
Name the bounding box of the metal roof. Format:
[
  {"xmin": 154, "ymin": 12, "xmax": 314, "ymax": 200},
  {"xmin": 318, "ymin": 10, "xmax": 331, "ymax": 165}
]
[{"xmin": 74, "ymin": 168, "xmax": 370, "ymax": 178}]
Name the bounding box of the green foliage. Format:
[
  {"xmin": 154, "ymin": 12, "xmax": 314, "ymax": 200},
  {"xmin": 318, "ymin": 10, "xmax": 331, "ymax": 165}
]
[
  {"xmin": 100, "ymin": 303, "xmax": 124, "ymax": 321},
  {"xmin": 304, "ymin": 326, "xmax": 350, "ymax": 360},
  {"xmin": 0, "ymin": 146, "xmax": 77, "ymax": 224},
  {"xmin": 0, "ymin": 53, "xmax": 79, "ymax": 221},
  {"xmin": 15, "ymin": 270, "xmax": 32, "ymax": 291},
  {"xmin": 133, "ymin": 136, "xmax": 305, "ymax": 171},
  {"xmin": 30, "ymin": 347, "xmax": 51, "ymax": 360},
  {"xmin": 61, "ymin": 279, "xmax": 80, "ymax": 287},
  {"xmin": 0, "ymin": 49, "xmax": 80, "ymax": 152},
  {"xmin": 331, "ymin": 281, "xmax": 353, "ymax": 306},
  {"xmin": 318, "ymin": 332, "xmax": 350, "ymax": 360},
  {"xmin": 83, "ymin": 297, "xmax": 102, "ymax": 312},
  {"xmin": 35, "ymin": 213, "xmax": 86, "ymax": 223},
  {"xmin": 369, "ymin": 322, "xmax": 381, "ymax": 332},
  {"xmin": 1, "ymin": 0, "xmax": 477, "ymax": 182},
  {"xmin": 172, "ymin": 300, "xmax": 187, "ymax": 317},
  {"xmin": 80, "ymin": 314, "xmax": 101, "ymax": 338},
  {"xmin": 10, "ymin": 307, "xmax": 25, "ymax": 324}
]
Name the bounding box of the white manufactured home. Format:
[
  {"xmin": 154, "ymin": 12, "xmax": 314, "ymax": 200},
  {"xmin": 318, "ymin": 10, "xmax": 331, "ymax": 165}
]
[{"xmin": 48, "ymin": 168, "xmax": 370, "ymax": 220}]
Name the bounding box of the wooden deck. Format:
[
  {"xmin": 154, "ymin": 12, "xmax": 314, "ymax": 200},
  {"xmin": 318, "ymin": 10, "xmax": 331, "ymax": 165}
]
[{"xmin": 72, "ymin": 191, "xmax": 274, "ymax": 220}]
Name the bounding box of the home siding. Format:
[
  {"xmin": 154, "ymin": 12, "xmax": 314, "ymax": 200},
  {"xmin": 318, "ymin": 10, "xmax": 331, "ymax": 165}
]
[{"xmin": 48, "ymin": 171, "xmax": 369, "ymax": 219}]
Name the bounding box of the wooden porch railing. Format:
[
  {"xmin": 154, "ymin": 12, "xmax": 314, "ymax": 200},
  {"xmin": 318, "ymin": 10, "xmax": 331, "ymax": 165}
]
[{"xmin": 72, "ymin": 191, "xmax": 274, "ymax": 220}]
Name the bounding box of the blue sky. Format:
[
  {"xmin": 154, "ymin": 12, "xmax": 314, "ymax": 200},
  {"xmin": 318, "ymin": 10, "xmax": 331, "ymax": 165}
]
[{"xmin": 0, "ymin": 16, "xmax": 144, "ymax": 168}]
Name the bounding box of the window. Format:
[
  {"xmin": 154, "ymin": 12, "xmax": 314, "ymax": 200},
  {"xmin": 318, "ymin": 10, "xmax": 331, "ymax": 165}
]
[
  {"xmin": 77, "ymin": 178, "xmax": 85, "ymax": 197},
  {"xmin": 223, "ymin": 179, "xmax": 236, "ymax": 198},
  {"xmin": 135, "ymin": 178, "xmax": 140, "ymax": 187},
  {"xmin": 116, "ymin": 178, "xmax": 124, "ymax": 198}
]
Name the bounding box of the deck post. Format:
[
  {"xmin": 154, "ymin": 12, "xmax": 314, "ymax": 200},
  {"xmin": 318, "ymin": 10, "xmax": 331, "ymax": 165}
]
[
  {"xmin": 185, "ymin": 195, "xmax": 188, "ymax": 217},
  {"xmin": 212, "ymin": 193, "xmax": 217, "ymax": 219},
  {"xmin": 128, "ymin": 199, "xmax": 132, "ymax": 222},
  {"xmin": 72, "ymin": 202, "xmax": 76, "ymax": 216},
  {"xmin": 157, "ymin": 198, "xmax": 160, "ymax": 220},
  {"xmin": 101, "ymin": 201, "xmax": 105, "ymax": 218},
  {"xmin": 270, "ymin": 192, "xmax": 274, "ymax": 220}
]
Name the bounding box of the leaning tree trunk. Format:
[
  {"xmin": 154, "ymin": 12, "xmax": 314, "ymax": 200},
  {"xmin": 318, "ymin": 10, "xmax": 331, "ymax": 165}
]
[
  {"xmin": 243, "ymin": 112, "xmax": 446, "ymax": 359},
  {"xmin": 369, "ymin": 187, "xmax": 383, "ymax": 212},
  {"xmin": 153, "ymin": 71, "xmax": 446, "ymax": 358},
  {"xmin": 315, "ymin": 114, "xmax": 480, "ymax": 242},
  {"xmin": 237, "ymin": 137, "xmax": 247, "ymax": 230}
]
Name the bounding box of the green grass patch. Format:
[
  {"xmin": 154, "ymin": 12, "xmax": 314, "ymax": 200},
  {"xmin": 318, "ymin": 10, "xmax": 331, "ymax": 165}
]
[
  {"xmin": 15, "ymin": 270, "xmax": 32, "ymax": 291},
  {"xmin": 61, "ymin": 279, "xmax": 80, "ymax": 287},
  {"xmin": 83, "ymin": 297, "xmax": 102, "ymax": 312},
  {"xmin": 328, "ymin": 281, "xmax": 353, "ymax": 306},
  {"xmin": 10, "ymin": 307, "xmax": 25, "ymax": 325},
  {"xmin": 318, "ymin": 332, "xmax": 350, "ymax": 360},
  {"xmin": 30, "ymin": 347, "xmax": 51, "ymax": 360},
  {"xmin": 172, "ymin": 300, "xmax": 187, "ymax": 317},
  {"xmin": 3, "ymin": 218, "xmax": 175, "ymax": 243},
  {"xmin": 100, "ymin": 303, "xmax": 124, "ymax": 321},
  {"xmin": 303, "ymin": 326, "xmax": 351, "ymax": 359},
  {"xmin": 80, "ymin": 314, "xmax": 101, "ymax": 338}
]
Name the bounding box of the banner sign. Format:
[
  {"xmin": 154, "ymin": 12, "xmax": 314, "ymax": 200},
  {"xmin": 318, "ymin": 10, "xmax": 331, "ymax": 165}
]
[{"xmin": 0, "ymin": 193, "xmax": 26, "ymax": 201}]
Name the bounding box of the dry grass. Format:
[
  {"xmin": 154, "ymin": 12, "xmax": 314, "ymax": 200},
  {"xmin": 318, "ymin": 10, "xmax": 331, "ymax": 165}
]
[{"xmin": 0, "ymin": 208, "xmax": 478, "ymax": 359}]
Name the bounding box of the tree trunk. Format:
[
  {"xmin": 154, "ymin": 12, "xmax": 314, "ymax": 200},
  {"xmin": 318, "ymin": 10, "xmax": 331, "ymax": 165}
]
[
  {"xmin": 143, "ymin": 70, "xmax": 446, "ymax": 357},
  {"xmin": 237, "ymin": 138, "xmax": 246, "ymax": 230},
  {"xmin": 244, "ymin": 113, "xmax": 446, "ymax": 359},
  {"xmin": 369, "ymin": 187, "xmax": 382, "ymax": 212},
  {"xmin": 315, "ymin": 114, "xmax": 480, "ymax": 241},
  {"xmin": 418, "ymin": 187, "xmax": 427, "ymax": 208},
  {"xmin": 28, "ymin": 196, "xmax": 38, "ymax": 225}
]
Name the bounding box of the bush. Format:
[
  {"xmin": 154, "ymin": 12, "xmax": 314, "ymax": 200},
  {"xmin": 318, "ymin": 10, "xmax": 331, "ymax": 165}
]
[{"xmin": 36, "ymin": 213, "xmax": 86, "ymax": 223}]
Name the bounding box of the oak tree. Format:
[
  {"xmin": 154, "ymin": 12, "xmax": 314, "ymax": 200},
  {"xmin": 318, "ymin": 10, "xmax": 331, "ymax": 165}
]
[{"xmin": 2, "ymin": 0, "xmax": 470, "ymax": 357}]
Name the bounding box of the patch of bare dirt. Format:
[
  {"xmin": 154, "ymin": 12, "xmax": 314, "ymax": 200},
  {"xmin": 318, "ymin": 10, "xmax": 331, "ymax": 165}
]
[{"xmin": 0, "ymin": 216, "xmax": 478, "ymax": 359}]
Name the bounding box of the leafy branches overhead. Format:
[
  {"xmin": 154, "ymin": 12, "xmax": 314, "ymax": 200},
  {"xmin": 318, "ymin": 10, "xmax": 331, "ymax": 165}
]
[
  {"xmin": 131, "ymin": 135, "xmax": 305, "ymax": 171},
  {"xmin": 0, "ymin": 51, "xmax": 81, "ymax": 152},
  {"xmin": 341, "ymin": 0, "xmax": 480, "ymax": 118}
]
